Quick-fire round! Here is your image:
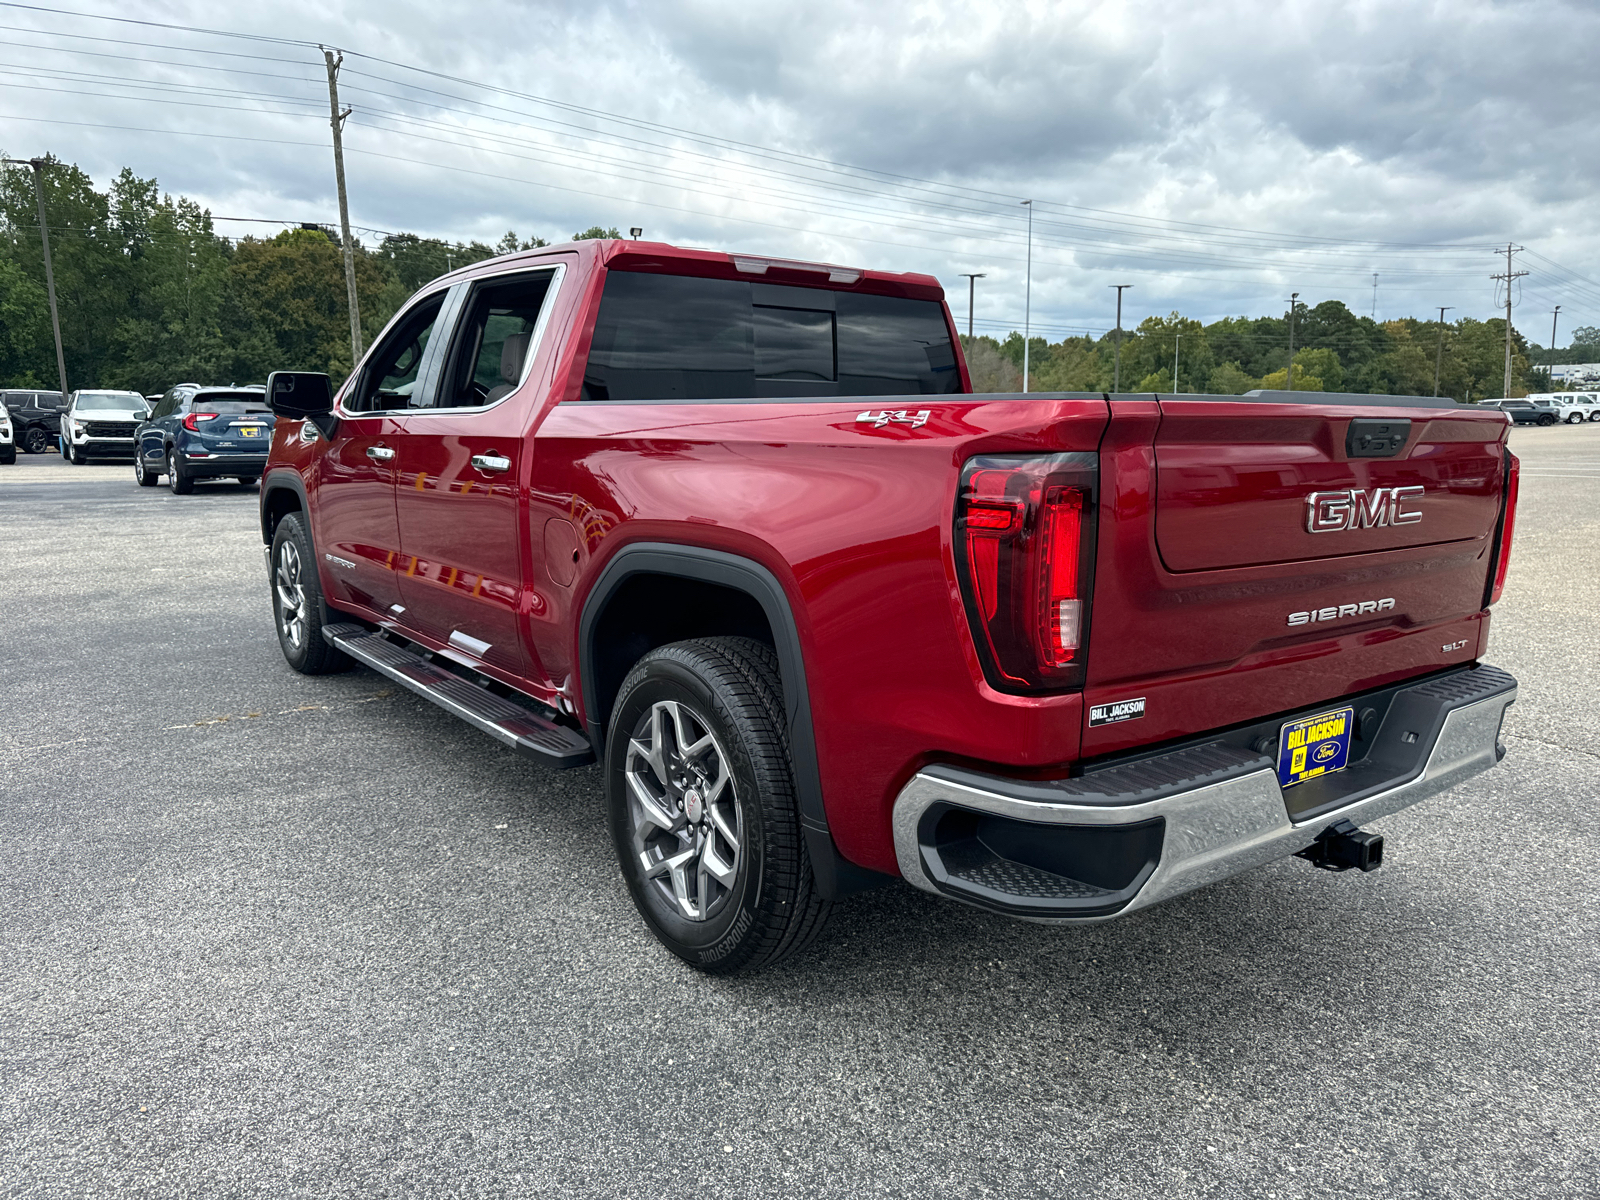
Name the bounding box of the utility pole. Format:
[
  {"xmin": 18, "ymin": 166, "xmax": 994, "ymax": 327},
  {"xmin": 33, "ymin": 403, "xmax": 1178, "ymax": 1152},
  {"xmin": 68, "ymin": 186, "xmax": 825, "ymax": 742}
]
[
  {"xmin": 1285, "ymin": 292, "xmax": 1299, "ymax": 391},
  {"xmin": 1021, "ymin": 200, "xmax": 1033, "ymax": 393},
  {"xmin": 958, "ymin": 273, "xmax": 986, "ymax": 339},
  {"xmin": 1550, "ymin": 305, "xmax": 1561, "ymax": 387},
  {"xmin": 323, "ymin": 48, "xmax": 363, "ymax": 366},
  {"xmin": 2, "ymin": 157, "xmax": 69, "ymax": 401},
  {"xmin": 1491, "ymin": 243, "xmax": 1527, "ymax": 399},
  {"xmin": 1110, "ymin": 284, "xmax": 1132, "ymax": 393},
  {"xmin": 1173, "ymin": 331, "xmax": 1181, "ymax": 393},
  {"xmin": 1434, "ymin": 306, "xmax": 1454, "ymax": 398},
  {"xmin": 1371, "ymin": 272, "xmax": 1379, "ymax": 319}
]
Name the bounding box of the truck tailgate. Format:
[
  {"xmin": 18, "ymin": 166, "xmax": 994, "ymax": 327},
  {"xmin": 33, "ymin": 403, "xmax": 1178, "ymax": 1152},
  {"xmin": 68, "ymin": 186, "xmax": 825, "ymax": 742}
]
[
  {"xmin": 1082, "ymin": 396, "xmax": 1511, "ymax": 757},
  {"xmin": 1154, "ymin": 399, "xmax": 1505, "ymax": 571}
]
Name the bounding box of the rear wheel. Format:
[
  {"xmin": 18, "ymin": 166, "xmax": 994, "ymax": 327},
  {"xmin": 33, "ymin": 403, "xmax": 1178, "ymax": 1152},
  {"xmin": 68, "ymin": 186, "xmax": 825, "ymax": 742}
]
[
  {"xmin": 0, "ymin": 444, "xmax": 14, "ymax": 465},
  {"xmin": 134, "ymin": 454, "xmax": 159, "ymax": 486},
  {"xmin": 269, "ymin": 512, "xmax": 352, "ymax": 675},
  {"xmin": 607, "ymin": 637, "xmax": 829, "ymax": 975},
  {"xmin": 237, "ymin": 476, "xmax": 259, "ymax": 487},
  {"xmin": 1568, "ymin": 412, "xmax": 1583, "ymax": 424},
  {"xmin": 23, "ymin": 427, "xmax": 47, "ymax": 454},
  {"xmin": 1539, "ymin": 414, "xmax": 1557, "ymax": 426},
  {"xmin": 167, "ymin": 450, "xmax": 194, "ymax": 494}
]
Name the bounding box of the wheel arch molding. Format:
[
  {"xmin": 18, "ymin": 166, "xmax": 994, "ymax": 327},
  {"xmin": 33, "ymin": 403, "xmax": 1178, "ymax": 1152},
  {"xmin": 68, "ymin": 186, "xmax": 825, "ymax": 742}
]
[{"xmin": 578, "ymin": 541, "xmax": 889, "ymax": 900}]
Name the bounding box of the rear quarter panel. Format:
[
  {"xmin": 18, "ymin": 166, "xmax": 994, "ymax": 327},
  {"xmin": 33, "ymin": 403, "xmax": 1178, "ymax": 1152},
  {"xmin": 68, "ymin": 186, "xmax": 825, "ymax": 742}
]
[{"xmin": 538, "ymin": 395, "xmax": 1110, "ymax": 873}]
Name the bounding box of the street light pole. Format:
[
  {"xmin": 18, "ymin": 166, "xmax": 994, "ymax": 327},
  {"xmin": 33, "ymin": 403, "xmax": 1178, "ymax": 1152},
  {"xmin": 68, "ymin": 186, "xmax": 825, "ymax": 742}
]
[
  {"xmin": 958, "ymin": 273, "xmax": 986, "ymax": 339},
  {"xmin": 1285, "ymin": 292, "xmax": 1299, "ymax": 392},
  {"xmin": 2, "ymin": 157, "xmax": 69, "ymax": 401},
  {"xmin": 1550, "ymin": 305, "xmax": 1562, "ymax": 387},
  {"xmin": 1434, "ymin": 306, "xmax": 1454, "ymax": 398},
  {"xmin": 1173, "ymin": 331, "xmax": 1181, "ymax": 393},
  {"xmin": 1109, "ymin": 284, "xmax": 1132, "ymax": 393},
  {"xmin": 1021, "ymin": 200, "xmax": 1033, "ymax": 393}
]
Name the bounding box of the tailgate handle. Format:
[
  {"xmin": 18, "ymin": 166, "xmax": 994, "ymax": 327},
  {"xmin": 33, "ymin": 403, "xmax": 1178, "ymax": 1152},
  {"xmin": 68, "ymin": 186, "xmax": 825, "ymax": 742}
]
[{"xmin": 1346, "ymin": 419, "xmax": 1410, "ymax": 458}]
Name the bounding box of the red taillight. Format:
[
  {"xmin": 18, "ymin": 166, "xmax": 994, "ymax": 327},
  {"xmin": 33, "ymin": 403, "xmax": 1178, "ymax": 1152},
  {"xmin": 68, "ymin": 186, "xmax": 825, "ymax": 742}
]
[
  {"xmin": 1489, "ymin": 450, "xmax": 1519, "ymax": 604},
  {"xmin": 954, "ymin": 453, "xmax": 1097, "ymax": 692},
  {"xmin": 183, "ymin": 412, "xmax": 220, "ymax": 431}
]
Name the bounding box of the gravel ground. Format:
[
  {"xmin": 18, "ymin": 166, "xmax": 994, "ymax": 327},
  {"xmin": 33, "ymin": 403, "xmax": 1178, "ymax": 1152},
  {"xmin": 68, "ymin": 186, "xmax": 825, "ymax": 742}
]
[{"xmin": 1, "ymin": 426, "xmax": 1596, "ymax": 1199}]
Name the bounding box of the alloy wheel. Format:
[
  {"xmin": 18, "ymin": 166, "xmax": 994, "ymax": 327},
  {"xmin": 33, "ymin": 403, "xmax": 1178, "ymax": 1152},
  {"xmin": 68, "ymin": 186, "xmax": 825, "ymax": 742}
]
[
  {"xmin": 274, "ymin": 539, "xmax": 308, "ymax": 650},
  {"xmin": 624, "ymin": 700, "xmax": 742, "ymax": 922}
]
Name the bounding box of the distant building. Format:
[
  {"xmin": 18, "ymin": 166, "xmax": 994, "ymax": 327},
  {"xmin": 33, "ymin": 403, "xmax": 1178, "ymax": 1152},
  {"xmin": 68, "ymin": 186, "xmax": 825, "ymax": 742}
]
[{"xmin": 1550, "ymin": 363, "xmax": 1600, "ymax": 384}]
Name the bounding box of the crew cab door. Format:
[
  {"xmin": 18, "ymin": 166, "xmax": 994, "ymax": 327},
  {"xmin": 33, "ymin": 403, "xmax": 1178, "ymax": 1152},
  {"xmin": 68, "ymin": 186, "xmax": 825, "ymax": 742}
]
[
  {"xmin": 316, "ymin": 290, "xmax": 450, "ymax": 618},
  {"xmin": 388, "ymin": 265, "xmax": 564, "ymax": 682}
]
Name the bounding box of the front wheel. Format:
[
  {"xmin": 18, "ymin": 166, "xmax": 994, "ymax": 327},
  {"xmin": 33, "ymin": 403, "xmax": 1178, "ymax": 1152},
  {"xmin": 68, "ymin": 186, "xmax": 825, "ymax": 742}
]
[
  {"xmin": 269, "ymin": 513, "xmax": 352, "ymax": 675},
  {"xmin": 64, "ymin": 440, "xmax": 79, "ymax": 464},
  {"xmin": 134, "ymin": 454, "xmax": 159, "ymax": 486},
  {"xmin": 0, "ymin": 444, "xmax": 14, "ymax": 465},
  {"xmin": 22, "ymin": 427, "xmax": 47, "ymax": 454},
  {"xmin": 607, "ymin": 637, "xmax": 829, "ymax": 975}
]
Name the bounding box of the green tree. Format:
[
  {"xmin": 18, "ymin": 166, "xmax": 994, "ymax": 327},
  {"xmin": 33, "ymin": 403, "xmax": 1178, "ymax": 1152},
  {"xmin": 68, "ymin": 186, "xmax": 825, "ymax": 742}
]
[
  {"xmin": 1294, "ymin": 347, "xmax": 1344, "ymax": 391},
  {"xmin": 225, "ymin": 228, "xmax": 393, "ymax": 385},
  {"xmin": 1207, "ymin": 361, "xmax": 1257, "ymax": 394},
  {"xmin": 573, "ymin": 225, "xmax": 621, "ymax": 240},
  {"xmin": 0, "ymin": 255, "xmax": 47, "ymax": 385},
  {"xmin": 1259, "ymin": 362, "xmax": 1324, "ymax": 391}
]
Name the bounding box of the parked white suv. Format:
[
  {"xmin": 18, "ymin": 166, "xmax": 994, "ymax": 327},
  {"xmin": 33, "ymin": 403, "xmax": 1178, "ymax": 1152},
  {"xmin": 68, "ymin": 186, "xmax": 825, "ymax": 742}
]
[
  {"xmin": 60, "ymin": 390, "xmax": 149, "ymax": 464},
  {"xmin": 0, "ymin": 403, "xmax": 14, "ymax": 464},
  {"xmin": 1522, "ymin": 393, "xmax": 1592, "ymax": 424}
]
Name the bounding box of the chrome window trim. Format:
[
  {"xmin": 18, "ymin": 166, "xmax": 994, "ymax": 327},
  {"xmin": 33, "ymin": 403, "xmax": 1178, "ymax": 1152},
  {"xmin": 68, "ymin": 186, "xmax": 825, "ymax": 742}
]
[{"xmin": 382, "ymin": 262, "xmax": 568, "ymax": 419}]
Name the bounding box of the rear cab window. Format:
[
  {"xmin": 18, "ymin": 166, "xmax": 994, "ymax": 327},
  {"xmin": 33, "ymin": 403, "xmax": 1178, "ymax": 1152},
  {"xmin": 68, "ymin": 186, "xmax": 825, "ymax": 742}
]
[{"xmin": 580, "ymin": 271, "xmax": 960, "ymax": 401}]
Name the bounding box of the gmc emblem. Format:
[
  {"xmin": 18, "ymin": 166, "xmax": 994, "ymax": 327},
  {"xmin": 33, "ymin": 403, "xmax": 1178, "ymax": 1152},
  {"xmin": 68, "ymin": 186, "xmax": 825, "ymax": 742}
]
[{"xmin": 1305, "ymin": 486, "xmax": 1424, "ymax": 533}]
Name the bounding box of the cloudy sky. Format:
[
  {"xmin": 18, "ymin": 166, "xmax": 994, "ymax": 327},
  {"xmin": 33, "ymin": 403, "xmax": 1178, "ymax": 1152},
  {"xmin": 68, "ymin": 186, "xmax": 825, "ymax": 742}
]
[{"xmin": 4, "ymin": 0, "xmax": 1600, "ymax": 342}]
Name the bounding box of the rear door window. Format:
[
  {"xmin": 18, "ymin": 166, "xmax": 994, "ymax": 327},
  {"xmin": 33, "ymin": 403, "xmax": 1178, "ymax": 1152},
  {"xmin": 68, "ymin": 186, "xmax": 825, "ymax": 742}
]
[
  {"xmin": 581, "ymin": 271, "xmax": 961, "ymax": 401},
  {"xmin": 436, "ymin": 271, "xmax": 557, "ymax": 409}
]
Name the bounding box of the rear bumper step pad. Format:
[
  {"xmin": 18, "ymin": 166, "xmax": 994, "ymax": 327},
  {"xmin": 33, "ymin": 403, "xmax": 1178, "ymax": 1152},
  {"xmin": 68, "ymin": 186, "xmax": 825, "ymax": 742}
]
[{"xmin": 322, "ymin": 623, "xmax": 594, "ymax": 768}]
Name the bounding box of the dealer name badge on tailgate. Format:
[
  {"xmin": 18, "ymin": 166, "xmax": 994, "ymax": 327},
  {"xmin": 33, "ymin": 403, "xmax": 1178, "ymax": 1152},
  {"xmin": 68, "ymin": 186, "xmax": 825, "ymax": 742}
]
[{"xmin": 1276, "ymin": 706, "xmax": 1355, "ymax": 788}]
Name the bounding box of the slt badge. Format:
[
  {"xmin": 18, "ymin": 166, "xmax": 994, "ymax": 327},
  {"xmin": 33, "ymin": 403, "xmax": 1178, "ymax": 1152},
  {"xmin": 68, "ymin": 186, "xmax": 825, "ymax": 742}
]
[{"xmin": 857, "ymin": 409, "xmax": 931, "ymax": 429}]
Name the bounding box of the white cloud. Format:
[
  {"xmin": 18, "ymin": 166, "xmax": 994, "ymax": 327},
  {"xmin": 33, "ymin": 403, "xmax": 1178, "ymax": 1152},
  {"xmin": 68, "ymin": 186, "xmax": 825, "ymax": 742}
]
[{"xmin": 4, "ymin": 0, "xmax": 1598, "ymax": 337}]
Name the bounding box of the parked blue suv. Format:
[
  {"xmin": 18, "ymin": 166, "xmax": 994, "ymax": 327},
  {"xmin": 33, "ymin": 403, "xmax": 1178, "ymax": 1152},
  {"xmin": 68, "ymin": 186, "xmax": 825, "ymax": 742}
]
[{"xmin": 135, "ymin": 384, "xmax": 276, "ymax": 493}]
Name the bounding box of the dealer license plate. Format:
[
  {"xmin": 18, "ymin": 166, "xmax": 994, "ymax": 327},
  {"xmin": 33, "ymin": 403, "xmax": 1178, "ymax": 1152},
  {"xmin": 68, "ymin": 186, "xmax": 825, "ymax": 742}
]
[
  {"xmin": 1275, "ymin": 706, "xmax": 1355, "ymax": 788},
  {"xmin": 240, "ymin": 426, "xmax": 262, "ymax": 437}
]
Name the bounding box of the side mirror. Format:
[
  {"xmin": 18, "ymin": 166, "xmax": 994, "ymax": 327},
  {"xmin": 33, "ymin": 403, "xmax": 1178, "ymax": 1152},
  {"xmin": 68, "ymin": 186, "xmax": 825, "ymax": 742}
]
[{"xmin": 266, "ymin": 371, "xmax": 337, "ymax": 438}]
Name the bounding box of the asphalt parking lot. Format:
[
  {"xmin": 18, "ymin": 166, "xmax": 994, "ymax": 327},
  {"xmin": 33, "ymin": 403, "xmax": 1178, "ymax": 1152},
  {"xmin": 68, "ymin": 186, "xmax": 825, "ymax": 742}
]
[{"xmin": 1, "ymin": 426, "xmax": 1596, "ymax": 1199}]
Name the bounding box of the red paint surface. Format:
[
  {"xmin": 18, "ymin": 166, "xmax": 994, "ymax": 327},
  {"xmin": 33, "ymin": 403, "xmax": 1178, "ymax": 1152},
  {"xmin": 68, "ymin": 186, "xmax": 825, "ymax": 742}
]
[{"xmin": 265, "ymin": 239, "xmax": 1519, "ymax": 880}]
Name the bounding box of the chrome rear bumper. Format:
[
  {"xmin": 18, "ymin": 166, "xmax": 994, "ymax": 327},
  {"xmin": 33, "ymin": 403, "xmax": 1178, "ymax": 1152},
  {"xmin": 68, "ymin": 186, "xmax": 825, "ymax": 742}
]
[{"xmin": 892, "ymin": 665, "xmax": 1516, "ymax": 923}]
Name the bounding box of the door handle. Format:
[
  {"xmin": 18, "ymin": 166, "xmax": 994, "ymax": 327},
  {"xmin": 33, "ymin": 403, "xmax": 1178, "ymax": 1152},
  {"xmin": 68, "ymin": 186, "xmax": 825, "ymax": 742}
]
[
  {"xmin": 471, "ymin": 453, "xmax": 511, "ymax": 474},
  {"xmin": 366, "ymin": 445, "xmax": 396, "ymax": 461}
]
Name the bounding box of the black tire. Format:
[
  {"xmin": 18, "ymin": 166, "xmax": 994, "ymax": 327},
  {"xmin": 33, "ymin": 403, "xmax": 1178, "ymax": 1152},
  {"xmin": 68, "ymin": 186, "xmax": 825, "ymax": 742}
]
[
  {"xmin": 0, "ymin": 444, "xmax": 14, "ymax": 465},
  {"xmin": 22, "ymin": 427, "xmax": 47, "ymax": 455},
  {"xmin": 1568, "ymin": 412, "xmax": 1583, "ymax": 424},
  {"xmin": 1539, "ymin": 414, "xmax": 1557, "ymax": 426},
  {"xmin": 167, "ymin": 450, "xmax": 194, "ymax": 494},
  {"xmin": 64, "ymin": 439, "xmax": 80, "ymax": 464},
  {"xmin": 237, "ymin": 476, "xmax": 259, "ymax": 487},
  {"xmin": 134, "ymin": 454, "xmax": 159, "ymax": 486},
  {"xmin": 269, "ymin": 512, "xmax": 352, "ymax": 675},
  {"xmin": 607, "ymin": 637, "xmax": 829, "ymax": 975}
]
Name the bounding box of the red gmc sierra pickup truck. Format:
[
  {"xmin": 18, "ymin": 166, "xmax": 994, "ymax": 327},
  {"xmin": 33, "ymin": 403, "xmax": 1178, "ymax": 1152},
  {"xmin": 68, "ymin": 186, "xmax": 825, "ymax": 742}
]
[{"xmin": 260, "ymin": 238, "xmax": 1520, "ymax": 974}]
